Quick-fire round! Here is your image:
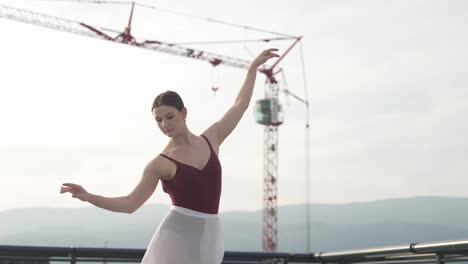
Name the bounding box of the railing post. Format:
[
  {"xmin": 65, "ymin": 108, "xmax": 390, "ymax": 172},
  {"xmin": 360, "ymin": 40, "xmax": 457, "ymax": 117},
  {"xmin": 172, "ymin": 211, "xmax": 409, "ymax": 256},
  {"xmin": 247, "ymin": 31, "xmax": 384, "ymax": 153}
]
[
  {"xmin": 435, "ymin": 254, "xmax": 444, "ymax": 264},
  {"xmin": 69, "ymin": 247, "xmax": 77, "ymax": 264}
]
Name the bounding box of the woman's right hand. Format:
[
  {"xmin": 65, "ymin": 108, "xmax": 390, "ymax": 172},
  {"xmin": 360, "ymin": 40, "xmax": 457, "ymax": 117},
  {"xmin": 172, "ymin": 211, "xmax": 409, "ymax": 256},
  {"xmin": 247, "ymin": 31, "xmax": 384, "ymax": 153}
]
[{"xmin": 60, "ymin": 183, "xmax": 91, "ymax": 202}]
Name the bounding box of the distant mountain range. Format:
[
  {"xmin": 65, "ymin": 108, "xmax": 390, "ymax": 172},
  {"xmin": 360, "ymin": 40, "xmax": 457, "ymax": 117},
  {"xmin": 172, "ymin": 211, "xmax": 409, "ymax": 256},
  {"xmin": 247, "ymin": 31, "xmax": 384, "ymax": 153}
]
[{"xmin": 2, "ymin": 196, "xmax": 468, "ymax": 252}]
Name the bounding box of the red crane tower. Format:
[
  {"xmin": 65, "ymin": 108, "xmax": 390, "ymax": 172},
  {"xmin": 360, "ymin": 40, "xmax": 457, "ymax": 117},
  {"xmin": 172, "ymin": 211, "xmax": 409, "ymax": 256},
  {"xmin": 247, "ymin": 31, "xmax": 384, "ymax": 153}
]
[{"xmin": 0, "ymin": 2, "xmax": 310, "ymax": 252}]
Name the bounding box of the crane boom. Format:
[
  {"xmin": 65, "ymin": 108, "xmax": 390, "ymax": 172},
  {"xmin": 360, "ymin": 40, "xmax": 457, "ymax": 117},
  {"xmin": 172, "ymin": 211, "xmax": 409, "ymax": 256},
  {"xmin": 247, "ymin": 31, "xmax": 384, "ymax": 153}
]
[{"xmin": 0, "ymin": 3, "xmax": 255, "ymax": 69}]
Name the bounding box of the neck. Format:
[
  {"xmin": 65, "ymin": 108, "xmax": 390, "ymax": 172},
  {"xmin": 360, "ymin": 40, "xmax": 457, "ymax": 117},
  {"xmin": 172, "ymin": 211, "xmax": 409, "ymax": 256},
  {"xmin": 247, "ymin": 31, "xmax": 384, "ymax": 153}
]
[{"xmin": 170, "ymin": 126, "xmax": 196, "ymax": 146}]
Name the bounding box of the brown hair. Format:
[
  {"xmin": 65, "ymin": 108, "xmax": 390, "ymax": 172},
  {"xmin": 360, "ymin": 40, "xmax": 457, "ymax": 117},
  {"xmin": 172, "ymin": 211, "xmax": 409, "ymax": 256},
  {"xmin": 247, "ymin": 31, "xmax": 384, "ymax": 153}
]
[{"xmin": 151, "ymin": 90, "xmax": 185, "ymax": 112}]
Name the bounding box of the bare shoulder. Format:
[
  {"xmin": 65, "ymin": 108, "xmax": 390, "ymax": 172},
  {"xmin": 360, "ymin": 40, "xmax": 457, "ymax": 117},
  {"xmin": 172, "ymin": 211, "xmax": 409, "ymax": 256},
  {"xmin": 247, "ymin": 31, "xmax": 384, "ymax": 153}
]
[
  {"xmin": 145, "ymin": 155, "xmax": 173, "ymax": 180},
  {"xmin": 201, "ymin": 126, "xmax": 220, "ymax": 153}
]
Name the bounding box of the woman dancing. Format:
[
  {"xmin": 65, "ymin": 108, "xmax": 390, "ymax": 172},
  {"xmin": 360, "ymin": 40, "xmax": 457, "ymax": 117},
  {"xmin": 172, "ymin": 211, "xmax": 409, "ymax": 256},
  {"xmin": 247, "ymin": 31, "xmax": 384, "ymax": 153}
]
[{"xmin": 60, "ymin": 48, "xmax": 279, "ymax": 264}]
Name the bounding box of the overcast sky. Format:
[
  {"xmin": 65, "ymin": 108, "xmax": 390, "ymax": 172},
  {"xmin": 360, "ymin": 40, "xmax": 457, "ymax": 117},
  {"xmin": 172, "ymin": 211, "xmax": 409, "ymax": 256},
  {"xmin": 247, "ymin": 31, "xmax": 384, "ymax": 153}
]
[{"xmin": 0, "ymin": 0, "xmax": 467, "ymax": 213}]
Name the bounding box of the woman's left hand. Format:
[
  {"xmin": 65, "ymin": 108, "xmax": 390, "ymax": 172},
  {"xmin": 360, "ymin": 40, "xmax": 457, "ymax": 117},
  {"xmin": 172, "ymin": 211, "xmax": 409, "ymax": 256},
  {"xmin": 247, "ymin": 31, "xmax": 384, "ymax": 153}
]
[{"xmin": 251, "ymin": 48, "xmax": 279, "ymax": 68}]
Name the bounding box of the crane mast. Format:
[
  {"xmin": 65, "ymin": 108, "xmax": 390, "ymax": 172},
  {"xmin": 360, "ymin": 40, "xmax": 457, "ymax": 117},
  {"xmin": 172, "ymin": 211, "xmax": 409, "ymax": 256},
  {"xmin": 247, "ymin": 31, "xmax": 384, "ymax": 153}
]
[
  {"xmin": 0, "ymin": 3, "xmax": 306, "ymax": 253},
  {"xmin": 259, "ymin": 36, "xmax": 302, "ymax": 252}
]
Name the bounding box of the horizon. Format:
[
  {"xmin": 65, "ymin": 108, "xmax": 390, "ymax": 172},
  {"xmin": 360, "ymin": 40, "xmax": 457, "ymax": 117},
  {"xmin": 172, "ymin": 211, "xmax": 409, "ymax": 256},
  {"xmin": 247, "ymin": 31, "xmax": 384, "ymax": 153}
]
[{"xmin": 2, "ymin": 195, "xmax": 468, "ymax": 214}]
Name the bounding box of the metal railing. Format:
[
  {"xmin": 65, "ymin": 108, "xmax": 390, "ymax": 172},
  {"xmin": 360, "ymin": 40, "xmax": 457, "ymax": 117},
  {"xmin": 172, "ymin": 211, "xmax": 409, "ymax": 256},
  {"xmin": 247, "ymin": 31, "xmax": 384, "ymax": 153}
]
[{"xmin": 2, "ymin": 239, "xmax": 468, "ymax": 264}]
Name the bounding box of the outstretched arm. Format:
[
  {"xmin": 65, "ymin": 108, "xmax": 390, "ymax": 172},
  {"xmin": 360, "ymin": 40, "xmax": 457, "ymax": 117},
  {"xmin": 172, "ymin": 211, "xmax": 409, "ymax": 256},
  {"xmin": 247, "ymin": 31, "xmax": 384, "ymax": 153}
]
[
  {"xmin": 60, "ymin": 158, "xmax": 161, "ymax": 214},
  {"xmin": 210, "ymin": 48, "xmax": 279, "ymax": 145}
]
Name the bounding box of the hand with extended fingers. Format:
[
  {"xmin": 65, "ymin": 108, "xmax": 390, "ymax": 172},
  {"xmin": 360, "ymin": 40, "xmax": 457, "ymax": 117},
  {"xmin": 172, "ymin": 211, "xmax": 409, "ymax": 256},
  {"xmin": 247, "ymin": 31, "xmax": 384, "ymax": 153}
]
[
  {"xmin": 60, "ymin": 183, "xmax": 91, "ymax": 202},
  {"xmin": 251, "ymin": 48, "xmax": 279, "ymax": 68}
]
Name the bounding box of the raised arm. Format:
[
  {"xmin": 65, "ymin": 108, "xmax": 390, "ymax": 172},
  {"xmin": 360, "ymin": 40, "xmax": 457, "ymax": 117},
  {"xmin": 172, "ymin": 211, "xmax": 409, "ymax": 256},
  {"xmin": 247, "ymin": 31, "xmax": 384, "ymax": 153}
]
[
  {"xmin": 209, "ymin": 48, "xmax": 279, "ymax": 145},
  {"xmin": 60, "ymin": 158, "xmax": 162, "ymax": 214}
]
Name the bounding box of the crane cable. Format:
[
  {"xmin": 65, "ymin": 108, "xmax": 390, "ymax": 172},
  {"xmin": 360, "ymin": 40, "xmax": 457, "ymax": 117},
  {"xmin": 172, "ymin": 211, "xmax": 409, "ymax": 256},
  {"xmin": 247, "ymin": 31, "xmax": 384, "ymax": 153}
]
[
  {"xmin": 299, "ymin": 39, "xmax": 311, "ymax": 252},
  {"xmin": 24, "ymin": 0, "xmax": 298, "ymax": 38}
]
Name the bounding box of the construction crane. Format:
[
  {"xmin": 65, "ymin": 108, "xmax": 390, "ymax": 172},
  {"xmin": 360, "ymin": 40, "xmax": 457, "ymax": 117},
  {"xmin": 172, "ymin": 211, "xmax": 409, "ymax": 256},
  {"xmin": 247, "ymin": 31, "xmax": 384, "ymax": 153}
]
[{"xmin": 0, "ymin": 2, "xmax": 309, "ymax": 252}]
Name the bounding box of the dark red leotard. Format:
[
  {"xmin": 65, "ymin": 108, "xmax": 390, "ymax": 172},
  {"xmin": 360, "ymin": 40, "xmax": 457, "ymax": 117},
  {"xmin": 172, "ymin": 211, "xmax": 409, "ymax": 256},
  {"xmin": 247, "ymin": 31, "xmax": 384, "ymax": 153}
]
[{"xmin": 159, "ymin": 135, "xmax": 222, "ymax": 214}]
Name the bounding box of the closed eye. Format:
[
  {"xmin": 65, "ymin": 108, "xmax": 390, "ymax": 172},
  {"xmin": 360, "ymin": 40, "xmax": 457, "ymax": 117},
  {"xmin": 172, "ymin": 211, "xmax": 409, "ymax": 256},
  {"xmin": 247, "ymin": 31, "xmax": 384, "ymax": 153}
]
[{"xmin": 155, "ymin": 115, "xmax": 174, "ymax": 122}]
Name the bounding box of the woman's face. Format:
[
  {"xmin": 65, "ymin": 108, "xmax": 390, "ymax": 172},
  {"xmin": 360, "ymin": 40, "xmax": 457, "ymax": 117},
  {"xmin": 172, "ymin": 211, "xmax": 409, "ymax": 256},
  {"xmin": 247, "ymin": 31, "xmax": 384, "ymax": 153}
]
[{"xmin": 152, "ymin": 105, "xmax": 186, "ymax": 137}]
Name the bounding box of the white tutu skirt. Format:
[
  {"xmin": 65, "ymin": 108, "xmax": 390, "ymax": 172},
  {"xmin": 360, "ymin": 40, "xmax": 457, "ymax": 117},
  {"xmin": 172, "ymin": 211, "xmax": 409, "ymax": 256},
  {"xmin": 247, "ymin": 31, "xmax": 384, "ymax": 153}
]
[{"xmin": 141, "ymin": 205, "xmax": 224, "ymax": 264}]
